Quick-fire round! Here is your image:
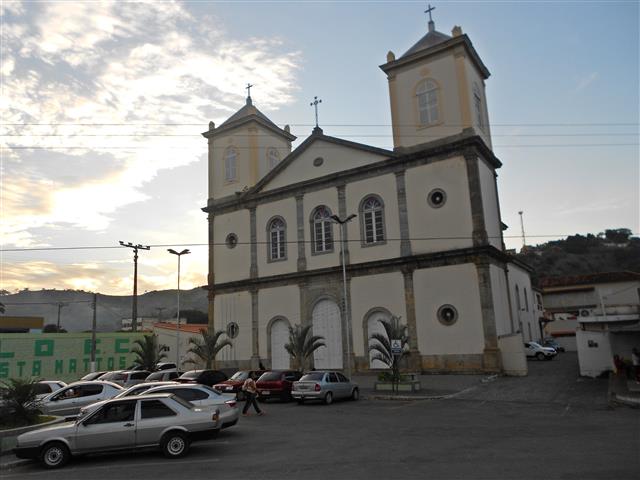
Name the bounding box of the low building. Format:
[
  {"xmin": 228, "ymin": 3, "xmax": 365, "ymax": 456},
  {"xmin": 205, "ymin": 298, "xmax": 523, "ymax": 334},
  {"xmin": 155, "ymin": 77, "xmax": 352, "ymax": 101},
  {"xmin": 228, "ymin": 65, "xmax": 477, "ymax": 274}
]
[
  {"xmin": 0, "ymin": 316, "xmax": 44, "ymax": 333},
  {"xmin": 539, "ymin": 271, "xmax": 640, "ymax": 376},
  {"xmin": 152, "ymin": 322, "xmax": 208, "ymax": 369}
]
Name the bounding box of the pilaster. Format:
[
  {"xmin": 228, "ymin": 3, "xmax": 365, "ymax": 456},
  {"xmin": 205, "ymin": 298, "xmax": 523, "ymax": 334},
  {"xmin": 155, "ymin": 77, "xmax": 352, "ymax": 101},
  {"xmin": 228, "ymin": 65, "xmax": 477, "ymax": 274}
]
[
  {"xmin": 464, "ymin": 153, "xmax": 489, "ymax": 246},
  {"xmin": 295, "ymin": 194, "xmax": 307, "ymax": 271},
  {"xmin": 395, "ymin": 170, "xmax": 412, "ymax": 257},
  {"xmin": 249, "ymin": 206, "xmax": 258, "ymax": 278}
]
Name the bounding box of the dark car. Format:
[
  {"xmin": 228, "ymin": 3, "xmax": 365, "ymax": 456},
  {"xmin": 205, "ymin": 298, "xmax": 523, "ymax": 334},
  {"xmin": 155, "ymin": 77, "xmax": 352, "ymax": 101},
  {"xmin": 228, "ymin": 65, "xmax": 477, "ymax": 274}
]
[
  {"xmin": 177, "ymin": 370, "xmax": 228, "ymax": 387},
  {"xmin": 214, "ymin": 370, "xmax": 266, "ymax": 400},
  {"xmin": 256, "ymin": 370, "xmax": 302, "ymax": 402}
]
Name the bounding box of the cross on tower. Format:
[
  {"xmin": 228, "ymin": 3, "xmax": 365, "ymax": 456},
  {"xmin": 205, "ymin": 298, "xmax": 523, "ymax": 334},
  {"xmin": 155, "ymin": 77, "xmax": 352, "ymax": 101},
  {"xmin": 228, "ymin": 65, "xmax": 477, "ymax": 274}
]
[
  {"xmin": 310, "ymin": 96, "xmax": 322, "ymax": 128},
  {"xmin": 246, "ymin": 83, "xmax": 254, "ymax": 99},
  {"xmin": 425, "ymin": 4, "xmax": 435, "ymax": 22}
]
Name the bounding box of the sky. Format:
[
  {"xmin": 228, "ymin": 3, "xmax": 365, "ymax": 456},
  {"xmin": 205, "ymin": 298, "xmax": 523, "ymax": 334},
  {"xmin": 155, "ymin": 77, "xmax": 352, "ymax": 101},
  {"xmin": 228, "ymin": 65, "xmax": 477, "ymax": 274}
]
[{"xmin": 1, "ymin": 0, "xmax": 638, "ymax": 296}]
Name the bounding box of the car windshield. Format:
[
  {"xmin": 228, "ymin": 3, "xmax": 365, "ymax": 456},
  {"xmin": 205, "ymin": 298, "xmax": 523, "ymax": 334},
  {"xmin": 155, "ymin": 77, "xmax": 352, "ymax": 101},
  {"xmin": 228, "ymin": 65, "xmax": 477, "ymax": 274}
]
[
  {"xmin": 529, "ymin": 342, "xmax": 542, "ymax": 348},
  {"xmin": 101, "ymin": 372, "xmax": 126, "ymax": 381},
  {"xmin": 300, "ymin": 373, "xmax": 325, "ymax": 381},
  {"xmin": 230, "ymin": 371, "xmax": 249, "ymax": 381},
  {"xmin": 181, "ymin": 371, "xmax": 201, "ymax": 379},
  {"xmin": 259, "ymin": 372, "xmax": 282, "ymax": 381},
  {"xmin": 146, "ymin": 372, "xmax": 165, "ymax": 381}
]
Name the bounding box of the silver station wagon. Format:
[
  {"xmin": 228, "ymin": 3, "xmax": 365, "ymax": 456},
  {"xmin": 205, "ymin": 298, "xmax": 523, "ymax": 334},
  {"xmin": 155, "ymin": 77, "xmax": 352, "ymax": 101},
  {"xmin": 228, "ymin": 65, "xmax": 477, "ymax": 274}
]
[
  {"xmin": 14, "ymin": 393, "xmax": 221, "ymax": 468},
  {"xmin": 38, "ymin": 381, "xmax": 123, "ymax": 418},
  {"xmin": 291, "ymin": 371, "xmax": 359, "ymax": 405}
]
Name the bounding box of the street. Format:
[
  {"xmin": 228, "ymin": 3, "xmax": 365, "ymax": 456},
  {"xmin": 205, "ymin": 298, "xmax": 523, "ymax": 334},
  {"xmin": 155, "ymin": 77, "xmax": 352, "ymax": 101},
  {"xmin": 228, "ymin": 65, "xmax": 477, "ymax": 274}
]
[{"xmin": 2, "ymin": 354, "xmax": 639, "ymax": 480}]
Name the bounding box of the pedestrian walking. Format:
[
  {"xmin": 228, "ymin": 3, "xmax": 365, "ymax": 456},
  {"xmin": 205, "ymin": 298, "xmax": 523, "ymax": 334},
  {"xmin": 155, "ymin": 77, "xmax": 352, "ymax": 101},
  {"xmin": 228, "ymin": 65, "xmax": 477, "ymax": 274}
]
[{"xmin": 242, "ymin": 372, "xmax": 264, "ymax": 416}]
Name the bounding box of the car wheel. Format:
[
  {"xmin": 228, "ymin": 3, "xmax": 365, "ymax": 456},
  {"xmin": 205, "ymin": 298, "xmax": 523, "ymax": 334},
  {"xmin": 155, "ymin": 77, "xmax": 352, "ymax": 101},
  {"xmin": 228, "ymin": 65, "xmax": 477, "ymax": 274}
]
[
  {"xmin": 351, "ymin": 388, "xmax": 359, "ymax": 401},
  {"xmin": 40, "ymin": 442, "xmax": 70, "ymax": 469},
  {"xmin": 324, "ymin": 391, "xmax": 333, "ymax": 405},
  {"xmin": 536, "ymin": 352, "xmax": 545, "ymax": 361},
  {"xmin": 161, "ymin": 431, "xmax": 190, "ymax": 459}
]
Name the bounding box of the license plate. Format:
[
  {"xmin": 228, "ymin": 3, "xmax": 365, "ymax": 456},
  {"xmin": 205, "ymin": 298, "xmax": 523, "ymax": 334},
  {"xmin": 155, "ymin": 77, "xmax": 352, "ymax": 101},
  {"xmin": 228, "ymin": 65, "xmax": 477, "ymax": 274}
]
[{"xmin": 262, "ymin": 390, "xmax": 270, "ymax": 395}]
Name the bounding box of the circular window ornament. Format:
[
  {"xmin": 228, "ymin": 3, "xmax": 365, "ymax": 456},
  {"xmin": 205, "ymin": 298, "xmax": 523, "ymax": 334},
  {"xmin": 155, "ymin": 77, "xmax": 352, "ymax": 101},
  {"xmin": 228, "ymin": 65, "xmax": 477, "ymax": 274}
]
[
  {"xmin": 428, "ymin": 188, "xmax": 447, "ymax": 208},
  {"xmin": 226, "ymin": 322, "xmax": 239, "ymax": 339},
  {"xmin": 437, "ymin": 304, "xmax": 458, "ymax": 326},
  {"xmin": 313, "ymin": 157, "xmax": 324, "ymax": 167},
  {"xmin": 225, "ymin": 233, "xmax": 238, "ymax": 249}
]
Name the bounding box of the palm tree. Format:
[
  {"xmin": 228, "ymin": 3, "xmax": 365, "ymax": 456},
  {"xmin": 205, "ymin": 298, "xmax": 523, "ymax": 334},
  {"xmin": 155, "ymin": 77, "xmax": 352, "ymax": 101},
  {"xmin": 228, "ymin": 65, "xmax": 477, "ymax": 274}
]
[
  {"xmin": 284, "ymin": 324, "xmax": 326, "ymax": 372},
  {"xmin": 130, "ymin": 334, "xmax": 168, "ymax": 371},
  {"xmin": 186, "ymin": 329, "xmax": 232, "ymax": 369},
  {"xmin": 368, "ymin": 315, "xmax": 409, "ymax": 392},
  {"xmin": 0, "ymin": 378, "xmax": 41, "ymax": 427}
]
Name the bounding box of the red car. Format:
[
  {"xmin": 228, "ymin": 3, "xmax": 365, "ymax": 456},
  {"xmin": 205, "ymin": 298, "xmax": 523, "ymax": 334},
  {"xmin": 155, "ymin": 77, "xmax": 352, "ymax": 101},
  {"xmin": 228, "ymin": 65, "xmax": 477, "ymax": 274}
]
[
  {"xmin": 256, "ymin": 370, "xmax": 302, "ymax": 402},
  {"xmin": 214, "ymin": 370, "xmax": 266, "ymax": 400}
]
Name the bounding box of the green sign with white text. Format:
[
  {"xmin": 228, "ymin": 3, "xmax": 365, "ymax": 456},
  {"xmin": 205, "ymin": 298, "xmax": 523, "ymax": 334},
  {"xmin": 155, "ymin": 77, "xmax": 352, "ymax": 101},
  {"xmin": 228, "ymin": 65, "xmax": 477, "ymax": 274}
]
[{"xmin": 0, "ymin": 332, "xmax": 144, "ymax": 382}]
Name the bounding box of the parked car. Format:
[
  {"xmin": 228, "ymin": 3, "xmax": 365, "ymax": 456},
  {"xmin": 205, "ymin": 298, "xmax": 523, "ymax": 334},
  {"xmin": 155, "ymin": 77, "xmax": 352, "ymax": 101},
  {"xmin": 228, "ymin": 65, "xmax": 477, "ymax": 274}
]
[
  {"xmin": 256, "ymin": 370, "xmax": 302, "ymax": 402},
  {"xmin": 98, "ymin": 370, "xmax": 151, "ymax": 387},
  {"xmin": 292, "ymin": 371, "xmax": 359, "ymax": 405},
  {"xmin": 33, "ymin": 381, "xmax": 67, "ymax": 401},
  {"xmin": 155, "ymin": 362, "xmax": 178, "ymax": 371},
  {"xmin": 539, "ymin": 338, "xmax": 565, "ymax": 353},
  {"xmin": 177, "ymin": 370, "xmax": 228, "ymax": 387},
  {"xmin": 524, "ymin": 342, "xmax": 558, "ymax": 361},
  {"xmin": 145, "ymin": 384, "xmax": 239, "ymax": 429},
  {"xmin": 146, "ymin": 370, "xmax": 183, "ymax": 382},
  {"xmin": 38, "ymin": 381, "xmax": 123, "ymax": 418},
  {"xmin": 77, "ymin": 381, "xmax": 180, "ymax": 417},
  {"xmin": 14, "ymin": 393, "xmax": 221, "ymax": 468},
  {"xmin": 214, "ymin": 370, "xmax": 266, "ymax": 400},
  {"xmin": 79, "ymin": 371, "xmax": 107, "ymax": 381}
]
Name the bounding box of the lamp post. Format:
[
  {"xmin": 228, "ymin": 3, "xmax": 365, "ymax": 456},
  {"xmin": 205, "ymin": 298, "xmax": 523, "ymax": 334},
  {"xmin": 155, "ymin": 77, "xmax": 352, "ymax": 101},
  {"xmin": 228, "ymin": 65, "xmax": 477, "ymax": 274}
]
[
  {"xmin": 119, "ymin": 241, "xmax": 150, "ymax": 332},
  {"xmin": 330, "ymin": 213, "xmax": 356, "ymax": 378},
  {"xmin": 168, "ymin": 248, "xmax": 190, "ymax": 368}
]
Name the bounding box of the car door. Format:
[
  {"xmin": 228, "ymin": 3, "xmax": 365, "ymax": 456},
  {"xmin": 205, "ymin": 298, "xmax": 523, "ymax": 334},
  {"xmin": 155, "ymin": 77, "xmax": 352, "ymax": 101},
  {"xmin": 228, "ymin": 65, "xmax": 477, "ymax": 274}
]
[
  {"xmin": 336, "ymin": 372, "xmax": 351, "ymax": 399},
  {"xmin": 136, "ymin": 399, "xmax": 179, "ymax": 447},
  {"xmin": 43, "ymin": 387, "xmax": 78, "ymax": 416},
  {"xmin": 75, "ymin": 400, "xmax": 137, "ymax": 453},
  {"xmin": 73, "ymin": 384, "xmax": 106, "ymax": 411},
  {"xmin": 327, "ymin": 372, "xmax": 341, "ymax": 397}
]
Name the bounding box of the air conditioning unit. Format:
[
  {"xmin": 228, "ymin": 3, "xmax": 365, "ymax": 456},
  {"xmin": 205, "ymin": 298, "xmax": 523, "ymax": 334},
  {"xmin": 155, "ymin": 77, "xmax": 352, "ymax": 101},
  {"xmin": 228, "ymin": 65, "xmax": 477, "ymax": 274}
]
[{"xmin": 580, "ymin": 309, "xmax": 590, "ymax": 317}]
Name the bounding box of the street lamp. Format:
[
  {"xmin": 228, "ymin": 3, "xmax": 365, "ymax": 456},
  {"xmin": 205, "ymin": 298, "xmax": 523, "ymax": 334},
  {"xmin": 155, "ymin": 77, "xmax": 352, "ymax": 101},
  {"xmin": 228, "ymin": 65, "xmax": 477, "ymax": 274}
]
[
  {"xmin": 168, "ymin": 248, "xmax": 190, "ymax": 368},
  {"xmin": 330, "ymin": 213, "xmax": 356, "ymax": 378}
]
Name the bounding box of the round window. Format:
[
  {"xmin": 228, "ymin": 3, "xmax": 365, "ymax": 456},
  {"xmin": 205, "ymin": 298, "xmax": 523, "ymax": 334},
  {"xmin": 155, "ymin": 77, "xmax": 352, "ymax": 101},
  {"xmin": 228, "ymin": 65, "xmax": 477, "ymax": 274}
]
[
  {"xmin": 313, "ymin": 157, "xmax": 324, "ymax": 167},
  {"xmin": 225, "ymin": 233, "xmax": 238, "ymax": 249},
  {"xmin": 428, "ymin": 188, "xmax": 447, "ymax": 208},
  {"xmin": 226, "ymin": 322, "xmax": 239, "ymax": 339},
  {"xmin": 437, "ymin": 304, "xmax": 458, "ymax": 326}
]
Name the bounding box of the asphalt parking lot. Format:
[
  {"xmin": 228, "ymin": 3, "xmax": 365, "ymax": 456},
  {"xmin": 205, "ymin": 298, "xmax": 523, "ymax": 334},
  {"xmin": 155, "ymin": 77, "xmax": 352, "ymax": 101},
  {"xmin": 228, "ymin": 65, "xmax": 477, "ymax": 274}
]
[{"xmin": 3, "ymin": 354, "xmax": 639, "ymax": 480}]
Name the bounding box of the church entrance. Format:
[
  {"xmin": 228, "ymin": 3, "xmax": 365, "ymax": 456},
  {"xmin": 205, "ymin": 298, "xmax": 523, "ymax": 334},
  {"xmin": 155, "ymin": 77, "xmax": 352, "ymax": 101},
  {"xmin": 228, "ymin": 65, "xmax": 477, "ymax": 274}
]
[
  {"xmin": 367, "ymin": 309, "xmax": 391, "ymax": 369},
  {"xmin": 312, "ymin": 299, "xmax": 343, "ymax": 369},
  {"xmin": 270, "ymin": 318, "xmax": 289, "ymax": 370}
]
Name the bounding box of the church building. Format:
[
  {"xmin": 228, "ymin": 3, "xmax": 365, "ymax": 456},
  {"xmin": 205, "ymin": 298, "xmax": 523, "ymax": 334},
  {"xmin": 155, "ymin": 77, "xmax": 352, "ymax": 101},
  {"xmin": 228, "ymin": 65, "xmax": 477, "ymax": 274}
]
[{"xmin": 201, "ymin": 14, "xmax": 536, "ymax": 374}]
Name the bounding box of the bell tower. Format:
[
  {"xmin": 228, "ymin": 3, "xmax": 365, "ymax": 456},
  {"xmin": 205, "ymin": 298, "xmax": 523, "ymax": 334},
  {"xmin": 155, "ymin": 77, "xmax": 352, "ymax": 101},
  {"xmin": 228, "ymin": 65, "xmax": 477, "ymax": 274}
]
[{"xmin": 380, "ymin": 12, "xmax": 492, "ymax": 151}]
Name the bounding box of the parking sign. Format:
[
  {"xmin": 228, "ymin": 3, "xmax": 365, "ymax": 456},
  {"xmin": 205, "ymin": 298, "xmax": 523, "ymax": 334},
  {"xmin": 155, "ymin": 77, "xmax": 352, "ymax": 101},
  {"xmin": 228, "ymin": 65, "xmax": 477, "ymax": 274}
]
[{"xmin": 391, "ymin": 339, "xmax": 402, "ymax": 355}]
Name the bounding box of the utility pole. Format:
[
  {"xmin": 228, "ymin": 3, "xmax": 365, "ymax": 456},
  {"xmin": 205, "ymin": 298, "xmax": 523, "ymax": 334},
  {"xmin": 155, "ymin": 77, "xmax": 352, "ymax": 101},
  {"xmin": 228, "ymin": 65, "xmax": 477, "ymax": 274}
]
[
  {"xmin": 91, "ymin": 293, "xmax": 97, "ymax": 372},
  {"xmin": 518, "ymin": 211, "xmax": 526, "ymax": 249},
  {"xmin": 119, "ymin": 241, "xmax": 150, "ymax": 332},
  {"xmin": 56, "ymin": 302, "xmax": 68, "ymax": 331}
]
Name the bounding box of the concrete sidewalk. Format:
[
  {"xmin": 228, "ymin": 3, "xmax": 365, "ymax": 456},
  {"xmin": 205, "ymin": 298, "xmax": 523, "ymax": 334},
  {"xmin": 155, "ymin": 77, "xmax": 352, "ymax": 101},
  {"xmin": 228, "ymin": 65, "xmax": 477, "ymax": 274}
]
[{"xmin": 609, "ymin": 372, "xmax": 640, "ymax": 408}]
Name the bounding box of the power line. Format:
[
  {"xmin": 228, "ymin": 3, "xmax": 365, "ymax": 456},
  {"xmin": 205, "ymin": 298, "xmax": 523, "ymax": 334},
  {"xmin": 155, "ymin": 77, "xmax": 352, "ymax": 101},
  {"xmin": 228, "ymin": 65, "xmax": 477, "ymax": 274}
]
[
  {"xmin": 2, "ymin": 122, "xmax": 638, "ymax": 127},
  {"xmin": 2, "ymin": 234, "xmax": 637, "ymax": 252},
  {"xmin": 2, "ymin": 133, "xmax": 638, "ymax": 138},
  {"xmin": 2, "ymin": 300, "xmax": 92, "ymax": 305}
]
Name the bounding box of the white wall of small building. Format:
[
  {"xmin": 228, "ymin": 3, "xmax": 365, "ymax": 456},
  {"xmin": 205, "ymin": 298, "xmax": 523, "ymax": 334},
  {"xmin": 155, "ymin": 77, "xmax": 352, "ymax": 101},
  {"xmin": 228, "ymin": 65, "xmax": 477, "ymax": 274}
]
[{"xmin": 507, "ymin": 263, "xmax": 538, "ymax": 343}]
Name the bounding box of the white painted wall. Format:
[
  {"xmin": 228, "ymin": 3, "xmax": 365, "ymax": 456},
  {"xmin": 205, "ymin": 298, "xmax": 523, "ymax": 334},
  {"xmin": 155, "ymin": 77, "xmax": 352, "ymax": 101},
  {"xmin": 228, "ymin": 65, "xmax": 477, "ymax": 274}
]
[
  {"xmin": 258, "ymin": 285, "xmax": 300, "ymax": 363},
  {"xmin": 405, "ymin": 156, "xmax": 474, "ymax": 254},
  {"xmin": 478, "ymin": 160, "xmax": 502, "ymax": 250},
  {"xmin": 490, "ymin": 264, "xmax": 514, "ymax": 336},
  {"xmin": 464, "ymin": 58, "xmax": 492, "ymax": 148},
  {"xmin": 263, "ymin": 140, "xmax": 388, "ymax": 192},
  {"xmin": 256, "ymin": 198, "xmax": 297, "ymax": 277},
  {"xmin": 413, "ymin": 263, "xmax": 485, "ymax": 355},
  {"xmin": 346, "ymin": 174, "xmax": 401, "ymax": 264},
  {"xmin": 498, "ymin": 333, "xmax": 527, "ymax": 376},
  {"xmin": 214, "ymin": 291, "xmax": 252, "ymax": 360},
  {"xmin": 153, "ymin": 327, "xmax": 196, "ymax": 369},
  {"xmin": 213, "ymin": 210, "xmax": 251, "ymax": 283},
  {"xmin": 350, "ymin": 272, "xmax": 407, "ymax": 357},
  {"xmin": 507, "ymin": 263, "xmax": 537, "ymax": 342}
]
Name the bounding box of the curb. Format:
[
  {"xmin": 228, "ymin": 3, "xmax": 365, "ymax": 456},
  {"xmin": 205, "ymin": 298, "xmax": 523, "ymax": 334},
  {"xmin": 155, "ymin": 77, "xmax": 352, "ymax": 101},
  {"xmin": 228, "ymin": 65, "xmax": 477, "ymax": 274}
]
[
  {"xmin": 0, "ymin": 458, "xmax": 31, "ymax": 470},
  {"xmin": 366, "ymin": 394, "xmax": 445, "ymax": 401}
]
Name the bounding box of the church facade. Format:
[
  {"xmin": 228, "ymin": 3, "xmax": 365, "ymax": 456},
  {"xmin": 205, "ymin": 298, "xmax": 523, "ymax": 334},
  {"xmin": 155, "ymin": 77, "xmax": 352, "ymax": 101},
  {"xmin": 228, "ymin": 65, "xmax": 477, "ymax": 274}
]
[{"xmin": 201, "ymin": 18, "xmax": 536, "ymax": 374}]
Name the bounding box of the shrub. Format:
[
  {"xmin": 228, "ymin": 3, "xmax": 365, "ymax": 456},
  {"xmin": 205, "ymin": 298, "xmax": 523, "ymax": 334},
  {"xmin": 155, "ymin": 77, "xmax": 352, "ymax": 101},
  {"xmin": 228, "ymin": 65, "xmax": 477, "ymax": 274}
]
[{"xmin": 0, "ymin": 378, "xmax": 42, "ymax": 427}]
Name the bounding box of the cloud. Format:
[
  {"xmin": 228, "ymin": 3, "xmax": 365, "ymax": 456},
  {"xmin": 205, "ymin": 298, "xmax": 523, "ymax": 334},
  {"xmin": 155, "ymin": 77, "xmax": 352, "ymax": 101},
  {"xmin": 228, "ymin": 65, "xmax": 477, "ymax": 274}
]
[
  {"xmin": 574, "ymin": 71, "xmax": 598, "ymax": 93},
  {"xmin": 1, "ymin": 0, "xmax": 301, "ymax": 254}
]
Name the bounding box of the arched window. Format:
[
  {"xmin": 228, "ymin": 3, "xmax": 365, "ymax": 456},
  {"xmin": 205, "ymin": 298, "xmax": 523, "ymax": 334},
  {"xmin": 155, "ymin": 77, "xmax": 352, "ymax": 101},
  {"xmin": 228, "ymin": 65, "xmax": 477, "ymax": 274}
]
[
  {"xmin": 224, "ymin": 147, "xmax": 237, "ymax": 182},
  {"xmin": 311, "ymin": 206, "xmax": 334, "ymax": 254},
  {"xmin": 268, "ymin": 217, "xmax": 286, "ymax": 261},
  {"xmin": 416, "ymin": 79, "xmax": 439, "ymax": 126},
  {"xmin": 473, "ymin": 83, "xmax": 484, "ymax": 131},
  {"xmin": 360, "ymin": 195, "xmax": 385, "ymax": 244},
  {"xmin": 267, "ymin": 148, "xmax": 280, "ymax": 169}
]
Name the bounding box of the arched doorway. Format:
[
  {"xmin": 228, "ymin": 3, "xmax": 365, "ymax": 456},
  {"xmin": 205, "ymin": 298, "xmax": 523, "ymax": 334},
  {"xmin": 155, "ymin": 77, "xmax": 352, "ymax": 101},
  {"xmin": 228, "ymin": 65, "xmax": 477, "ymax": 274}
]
[
  {"xmin": 270, "ymin": 318, "xmax": 290, "ymax": 369},
  {"xmin": 312, "ymin": 299, "xmax": 342, "ymax": 369},
  {"xmin": 366, "ymin": 309, "xmax": 391, "ymax": 369}
]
